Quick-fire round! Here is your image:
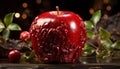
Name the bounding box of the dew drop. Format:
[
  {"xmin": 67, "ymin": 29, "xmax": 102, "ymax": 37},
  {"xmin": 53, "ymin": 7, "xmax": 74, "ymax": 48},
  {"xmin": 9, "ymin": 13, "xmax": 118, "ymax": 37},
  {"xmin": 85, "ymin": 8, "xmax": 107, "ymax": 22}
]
[
  {"xmin": 82, "ymin": 42, "xmax": 84, "ymax": 45},
  {"xmin": 30, "ymin": 30, "xmax": 32, "ymax": 33},
  {"xmin": 35, "ymin": 35, "xmax": 37, "ymax": 37},
  {"xmin": 56, "ymin": 46, "xmax": 59, "ymax": 50},
  {"xmin": 44, "ymin": 57, "xmax": 48, "ymax": 61},
  {"xmin": 62, "ymin": 49, "xmax": 68, "ymax": 53},
  {"xmin": 31, "ymin": 34, "xmax": 34, "ymax": 36},
  {"xmin": 37, "ymin": 38, "xmax": 39, "ymax": 41},
  {"xmin": 78, "ymin": 46, "xmax": 81, "ymax": 49},
  {"xmin": 69, "ymin": 49, "xmax": 73, "ymax": 51},
  {"xmin": 48, "ymin": 53, "xmax": 52, "ymax": 56},
  {"xmin": 38, "ymin": 43, "xmax": 40, "ymax": 46},
  {"xmin": 39, "ymin": 46, "xmax": 43, "ymax": 49}
]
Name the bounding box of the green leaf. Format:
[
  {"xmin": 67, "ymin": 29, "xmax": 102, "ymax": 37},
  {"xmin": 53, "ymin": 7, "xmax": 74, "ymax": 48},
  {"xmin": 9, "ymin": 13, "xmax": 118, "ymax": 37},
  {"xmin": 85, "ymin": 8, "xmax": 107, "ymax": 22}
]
[
  {"xmin": 92, "ymin": 10, "xmax": 101, "ymax": 25},
  {"xmin": 2, "ymin": 29, "xmax": 10, "ymax": 41},
  {"xmin": 99, "ymin": 27, "xmax": 110, "ymax": 39},
  {"xmin": 96, "ymin": 50, "xmax": 110, "ymax": 59},
  {"xmin": 20, "ymin": 53, "xmax": 28, "ymax": 64},
  {"xmin": 7, "ymin": 23, "xmax": 21, "ymax": 31},
  {"xmin": 82, "ymin": 43, "xmax": 95, "ymax": 56},
  {"xmin": 4, "ymin": 13, "xmax": 15, "ymax": 26},
  {"xmin": 87, "ymin": 31, "xmax": 94, "ymax": 38},
  {"xmin": 28, "ymin": 51, "xmax": 36, "ymax": 59},
  {"xmin": 112, "ymin": 40, "xmax": 120, "ymax": 49},
  {"xmin": 0, "ymin": 22, "xmax": 5, "ymax": 32},
  {"xmin": 101, "ymin": 39, "xmax": 113, "ymax": 50},
  {"xmin": 84, "ymin": 21, "xmax": 93, "ymax": 29}
]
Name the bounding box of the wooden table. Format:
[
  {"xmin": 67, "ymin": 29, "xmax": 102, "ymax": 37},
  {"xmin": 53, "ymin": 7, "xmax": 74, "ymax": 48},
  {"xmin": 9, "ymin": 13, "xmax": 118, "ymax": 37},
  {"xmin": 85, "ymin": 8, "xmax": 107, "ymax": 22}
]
[{"xmin": 1, "ymin": 58, "xmax": 120, "ymax": 69}]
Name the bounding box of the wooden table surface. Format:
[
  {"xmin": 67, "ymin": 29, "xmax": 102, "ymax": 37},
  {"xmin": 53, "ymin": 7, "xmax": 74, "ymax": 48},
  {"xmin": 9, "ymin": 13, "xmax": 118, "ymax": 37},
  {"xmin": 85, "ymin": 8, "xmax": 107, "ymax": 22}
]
[{"xmin": 1, "ymin": 58, "xmax": 120, "ymax": 69}]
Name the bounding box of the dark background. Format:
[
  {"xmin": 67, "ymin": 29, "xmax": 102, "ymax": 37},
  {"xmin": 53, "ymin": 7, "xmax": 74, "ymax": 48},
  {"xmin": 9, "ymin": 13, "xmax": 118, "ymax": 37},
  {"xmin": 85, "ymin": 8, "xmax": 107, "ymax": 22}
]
[{"xmin": 0, "ymin": 0, "xmax": 120, "ymax": 39}]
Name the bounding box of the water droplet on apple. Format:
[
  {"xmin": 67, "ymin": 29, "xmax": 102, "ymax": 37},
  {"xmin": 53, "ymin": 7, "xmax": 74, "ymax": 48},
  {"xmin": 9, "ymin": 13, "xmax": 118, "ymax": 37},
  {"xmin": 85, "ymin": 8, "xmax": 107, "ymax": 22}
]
[
  {"xmin": 35, "ymin": 35, "xmax": 37, "ymax": 37},
  {"xmin": 31, "ymin": 34, "xmax": 34, "ymax": 36},
  {"xmin": 48, "ymin": 53, "xmax": 52, "ymax": 56},
  {"xmin": 78, "ymin": 46, "xmax": 81, "ymax": 49},
  {"xmin": 39, "ymin": 46, "xmax": 43, "ymax": 48},
  {"xmin": 38, "ymin": 43, "xmax": 40, "ymax": 46},
  {"xmin": 44, "ymin": 57, "xmax": 48, "ymax": 61},
  {"xmin": 69, "ymin": 49, "xmax": 73, "ymax": 51}
]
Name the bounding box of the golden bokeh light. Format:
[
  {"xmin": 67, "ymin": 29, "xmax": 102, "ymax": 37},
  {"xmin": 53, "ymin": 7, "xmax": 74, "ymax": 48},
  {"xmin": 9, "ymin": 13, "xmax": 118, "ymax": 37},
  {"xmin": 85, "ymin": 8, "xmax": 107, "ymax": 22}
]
[
  {"xmin": 103, "ymin": 0, "xmax": 109, "ymax": 4},
  {"xmin": 22, "ymin": 2, "xmax": 28, "ymax": 8},
  {"xmin": 36, "ymin": 0, "xmax": 42, "ymax": 4},
  {"xmin": 89, "ymin": 8, "xmax": 94, "ymax": 15},
  {"xmin": 106, "ymin": 5, "xmax": 112, "ymax": 11},
  {"xmin": 15, "ymin": 13, "xmax": 20, "ymax": 18},
  {"xmin": 22, "ymin": 13, "xmax": 27, "ymax": 19}
]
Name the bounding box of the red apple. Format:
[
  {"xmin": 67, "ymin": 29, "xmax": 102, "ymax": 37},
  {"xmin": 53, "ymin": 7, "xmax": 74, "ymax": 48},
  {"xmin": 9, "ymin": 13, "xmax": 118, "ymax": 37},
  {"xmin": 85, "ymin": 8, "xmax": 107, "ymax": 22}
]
[
  {"xmin": 29, "ymin": 11, "xmax": 86, "ymax": 63},
  {"xmin": 8, "ymin": 50, "xmax": 21, "ymax": 63},
  {"xmin": 20, "ymin": 31, "xmax": 30, "ymax": 41}
]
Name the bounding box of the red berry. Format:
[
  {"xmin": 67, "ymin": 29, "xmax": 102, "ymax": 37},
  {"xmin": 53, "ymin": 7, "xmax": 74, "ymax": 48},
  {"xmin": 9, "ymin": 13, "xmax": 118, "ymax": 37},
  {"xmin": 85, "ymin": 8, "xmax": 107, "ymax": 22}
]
[
  {"xmin": 20, "ymin": 31, "xmax": 30, "ymax": 41},
  {"xmin": 29, "ymin": 11, "xmax": 86, "ymax": 63},
  {"xmin": 8, "ymin": 50, "xmax": 21, "ymax": 63}
]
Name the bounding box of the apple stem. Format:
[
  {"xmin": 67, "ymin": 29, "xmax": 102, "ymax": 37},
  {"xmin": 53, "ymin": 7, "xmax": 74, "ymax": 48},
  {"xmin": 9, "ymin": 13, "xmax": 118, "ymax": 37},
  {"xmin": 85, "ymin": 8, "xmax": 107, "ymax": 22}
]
[{"xmin": 56, "ymin": 6, "xmax": 59, "ymax": 15}]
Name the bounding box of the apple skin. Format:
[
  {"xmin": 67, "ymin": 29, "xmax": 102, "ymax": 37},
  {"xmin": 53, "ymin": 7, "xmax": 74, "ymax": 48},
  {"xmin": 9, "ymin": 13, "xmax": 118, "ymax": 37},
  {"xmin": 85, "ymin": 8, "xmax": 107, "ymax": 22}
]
[
  {"xmin": 29, "ymin": 11, "xmax": 86, "ymax": 63},
  {"xmin": 8, "ymin": 50, "xmax": 21, "ymax": 63},
  {"xmin": 20, "ymin": 31, "xmax": 30, "ymax": 41}
]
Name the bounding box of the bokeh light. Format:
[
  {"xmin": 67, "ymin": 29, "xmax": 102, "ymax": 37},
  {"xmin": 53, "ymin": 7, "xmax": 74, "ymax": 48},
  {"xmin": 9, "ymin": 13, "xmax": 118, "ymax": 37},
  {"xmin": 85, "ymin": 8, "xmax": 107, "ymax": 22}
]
[
  {"xmin": 36, "ymin": 0, "xmax": 42, "ymax": 4},
  {"xmin": 103, "ymin": 0, "xmax": 109, "ymax": 4},
  {"xmin": 89, "ymin": 8, "xmax": 94, "ymax": 15},
  {"xmin": 22, "ymin": 13, "xmax": 27, "ymax": 19},
  {"xmin": 106, "ymin": 5, "xmax": 112, "ymax": 11},
  {"xmin": 15, "ymin": 13, "xmax": 20, "ymax": 18},
  {"xmin": 22, "ymin": 2, "xmax": 28, "ymax": 8}
]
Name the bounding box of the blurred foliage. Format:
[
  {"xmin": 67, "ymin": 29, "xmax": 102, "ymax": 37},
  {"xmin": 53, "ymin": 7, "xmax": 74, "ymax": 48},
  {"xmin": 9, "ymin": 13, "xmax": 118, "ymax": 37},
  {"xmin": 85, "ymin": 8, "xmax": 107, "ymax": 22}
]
[
  {"xmin": 83, "ymin": 10, "xmax": 120, "ymax": 61},
  {"xmin": 0, "ymin": 13, "xmax": 21, "ymax": 41}
]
